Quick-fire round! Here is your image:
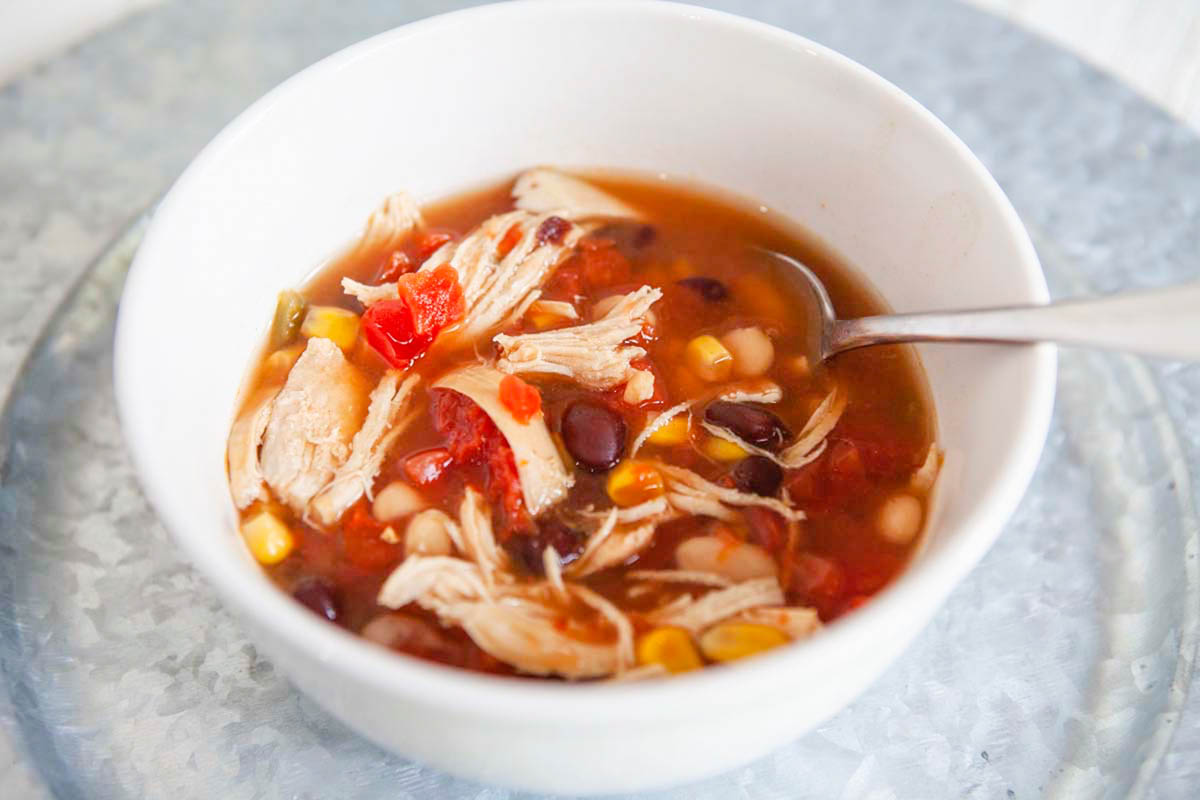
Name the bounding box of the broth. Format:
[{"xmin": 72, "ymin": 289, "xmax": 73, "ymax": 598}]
[{"xmin": 228, "ymin": 169, "xmax": 938, "ymax": 680}]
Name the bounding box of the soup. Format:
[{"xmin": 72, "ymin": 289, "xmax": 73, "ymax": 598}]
[{"xmin": 226, "ymin": 169, "xmax": 940, "ymax": 680}]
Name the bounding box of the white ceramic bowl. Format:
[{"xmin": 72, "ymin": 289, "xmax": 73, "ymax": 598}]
[{"xmin": 114, "ymin": 1, "xmax": 1055, "ymax": 793}]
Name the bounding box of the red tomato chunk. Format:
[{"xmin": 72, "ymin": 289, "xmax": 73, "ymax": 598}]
[
  {"xmin": 362, "ymin": 264, "xmax": 464, "ymax": 368},
  {"xmin": 499, "ymin": 374, "xmax": 542, "ymax": 423}
]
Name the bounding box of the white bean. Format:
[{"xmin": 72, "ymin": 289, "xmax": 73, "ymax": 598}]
[
  {"xmin": 372, "ymin": 481, "xmax": 426, "ymax": 522},
  {"xmin": 404, "ymin": 509, "xmax": 455, "ymax": 556},
  {"xmin": 876, "ymin": 493, "xmax": 923, "ymax": 544},
  {"xmin": 721, "ymin": 327, "xmax": 774, "ymax": 377},
  {"xmin": 675, "ymin": 535, "xmax": 777, "ymax": 582}
]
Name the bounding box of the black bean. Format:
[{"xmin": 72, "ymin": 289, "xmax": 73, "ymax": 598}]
[
  {"xmin": 292, "ymin": 578, "xmax": 340, "ymax": 623},
  {"xmin": 535, "ymin": 215, "xmax": 572, "ymax": 245},
  {"xmin": 677, "ymin": 276, "xmax": 729, "ymax": 302},
  {"xmin": 704, "ymin": 401, "xmax": 791, "ymax": 450},
  {"xmin": 506, "ymin": 519, "xmax": 585, "ymax": 576},
  {"xmin": 633, "ymin": 225, "xmax": 657, "ymax": 248},
  {"xmin": 561, "ymin": 400, "xmax": 627, "ymax": 472},
  {"xmin": 732, "ymin": 456, "xmax": 784, "ymax": 497}
]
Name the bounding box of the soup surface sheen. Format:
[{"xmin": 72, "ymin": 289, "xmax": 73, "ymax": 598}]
[{"xmin": 227, "ymin": 169, "xmax": 938, "ymax": 680}]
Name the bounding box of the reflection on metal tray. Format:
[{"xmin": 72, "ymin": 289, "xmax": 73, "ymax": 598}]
[{"xmin": 0, "ymin": 211, "xmax": 1194, "ymax": 799}]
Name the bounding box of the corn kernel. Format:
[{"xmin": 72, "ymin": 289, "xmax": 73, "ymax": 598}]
[
  {"xmin": 647, "ymin": 416, "xmax": 690, "ymax": 446},
  {"xmin": 698, "ymin": 623, "xmax": 789, "ymax": 663},
  {"xmin": 636, "ymin": 627, "xmax": 703, "ymax": 673},
  {"xmin": 300, "ymin": 306, "xmax": 360, "ymax": 351},
  {"xmin": 685, "ymin": 335, "xmax": 733, "ymax": 383},
  {"xmin": 241, "ymin": 510, "xmax": 295, "ymax": 565},
  {"xmin": 701, "ymin": 434, "xmax": 748, "ymax": 462},
  {"xmin": 606, "ymin": 460, "xmax": 666, "ymax": 507}
]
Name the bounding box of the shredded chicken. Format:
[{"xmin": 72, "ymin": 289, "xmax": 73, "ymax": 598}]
[
  {"xmin": 512, "ymin": 167, "xmax": 644, "ymax": 220},
  {"xmin": 494, "ymin": 286, "xmax": 662, "ymax": 390},
  {"xmin": 309, "ymin": 372, "xmax": 420, "ymax": 525},
  {"xmin": 700, "ymin": 386, "xmax": 845, "ymax": 471},
  {"xmin": 433, "ymin": 365, "xmax": 573, "ymax": 515},
  {"xmin": 354, "ymin": 191, "xmax": 423, "ymax": 255},
  {"xmin": 910, "ymin": 444, "xmax": 942, "ymax": 492},
  {"xmin": 719, "ymin": 381, "xmax": 783, "ymax": 404},
  {"xmin": 227, "ymin": 386, "xmax": 280, "ymax": 509},
  {"xmin": 528, "ymin": 299, "xmax": 579, "ymax": 321},
  {"xmin": 543, "ymin": 547, "xmax": 567, "ymax": 601},
  {"xmin": 454, "ymin": 601, "xmax": 621, "ymax": 679},
  {"xmin": 630, "ymin": 401, "xmax": 693, "ymax": 456},
  {"xmin": 376, "ymin": 487, "xmax": 634, "ymax": 679},
  {"xmin": 779, "ymin": 387, "xmax": 847, "ymax": 466},
  {"xmin": 647, "ymin": 577, "xmax": 785, "ymax": 633},
  {"xmin": 730, "ymin": 607, "xmax": 821, "ymax": 640},
  {"xmin": 453, "ymin": 487, "xmax": 510, "ymax": 588},
  {"xmin": 656, "ymin": 462, "xmax": 805, "ymax": 521},
  {"xmin": 376, "ymin": 554, "xmax": 494, "ymax": 612},
  {"xmin": 341, "ymin": 277, "xmax": 398, "ymax": 306},
  {"xmin": 567, "ymin": 517, "xmax": 658, "ymax": 578},
  {"xmin": 627, "ymin": 570, "xmax": 734, "ymax": 588},
  {"xmin": 610, "ymin": 663, "xmax": 669, "ymax": 681},
  {"xmin": 425, "ymin": 210, "xmax": 594, "ymax": 347},
  {"xmin": 259, "ymin": 338, "xmax": 370, "ymax": 513}
]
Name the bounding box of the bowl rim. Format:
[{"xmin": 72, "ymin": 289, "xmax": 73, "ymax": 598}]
[{"xmin": 114, "ymin": 0, "xmax": 1057, "ymax": 723}]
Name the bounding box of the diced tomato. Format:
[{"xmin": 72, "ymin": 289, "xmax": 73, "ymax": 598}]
[
  {"xmin": 374, "ymin": 250, "xmax": 413, "ymax": 283},
  {"xmin": 414, "ymin": 230, "xmax": 455, "ymax": 262},
  {"xmin": 430, "ymin": 389, "xmax": 531, "ymax": 537},
  {"xmin": 577, "ymin": 239, "xmax": 631, "ymax": 289},
  {"xmin": 496, "ymin": 223, "xmax": 524, "ymax": 259},
  {"xmin": 341, "ymin": 501, "xmax": 400, "ymax": 571},
  {"xmin": 785, "ymin": 552, "xmax": 845, "ymax": 620},
  {"xmin": 362, "ymin": 300, "xmax": 424, "ymax": 369},
  {"xmin": 499, "ymin": 374, "xmax": 541, "ymax": 423},
  {"xmin": 404, "ymin": 448, "xmax": 454, "ymax": 486},
  {"xmin": 396, "ymin": 264, "xmax": 465, "ymax": 338},
  {"xmin": 742, "ymin": 506, "xmax": 787, "ymax": 554},
  {"xmin": 361, "ymin": 264, "xmax": 464, "ymax": 369},
  {"xmin": 545, "ymin": 263, "xmax": 585, "ymax": 299},
  {"xmin": 843, "ymin": 594, "xmax": 871, "ymax": 613}
]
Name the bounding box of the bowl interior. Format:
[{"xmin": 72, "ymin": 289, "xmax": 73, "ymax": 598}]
[{"xmin": 115, "ymin": 0, "xmax": 1053, "ymax": 713}]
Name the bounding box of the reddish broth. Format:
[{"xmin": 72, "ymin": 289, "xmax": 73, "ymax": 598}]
[{"xmin": 234, "ymin": 172, "xmax": 935, "ymax": 677}]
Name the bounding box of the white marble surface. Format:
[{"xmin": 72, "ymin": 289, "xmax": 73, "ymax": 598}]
[{"xmin": 0, "ymin": 1, "xmax": 1197, "ymax": 797}]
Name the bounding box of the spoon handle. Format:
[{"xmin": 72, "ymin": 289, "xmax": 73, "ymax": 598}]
[{"xmin": 831, "ymin": 282, "xmax": 1200, "ymax": 361}]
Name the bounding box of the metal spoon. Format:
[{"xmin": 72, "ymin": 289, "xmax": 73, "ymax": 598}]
[{"xmin": 761, "ymin": 250, "xmax": 1200, "ymax": 363}]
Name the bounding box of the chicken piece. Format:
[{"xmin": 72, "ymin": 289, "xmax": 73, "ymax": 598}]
[
  {"xmin": 259, "ymin": 338, "xmax": 370, "ymax": 513},
  {"xmin": 377, "ymin": 554, "xmax": 495, "ymax": 612},
  {"xmin": 512, "ymin": 168, "xmax": 644, "ymax": 220},
  {"xmin": 656, "ymin": 462, "xmax": 805, "ymax": 521},
  {"xmin": 452, "ymin": 486, "xmax": 511, "ymax": 588},
  {"xmin": 354, "ymin": 191, "xmax": 423, "ymax": 256},
  {"xmin": 227, "ymin": 386, "xmax": 280, "ymax": 509},
  {"xmin": 308, "ymin": 372, "xmax": 421, "ymax": 526},
  {"xmin": 910, "ymin": 443, "xmax": 943, "ymax": 493},
  {"xmin": 454, "ymin": 600, "xmax": 621, "ymax": 679},
  {"xmin": 776, "ymin": 386, "xmax": 847, "ymax": 467},
  {"xmin": 433, "ymin": 365, "xmax": 572, "ymax": 515},
  {"xmin": 494, "ymin": 286, "xmax": 662, "ymax": 390},
  {"xmin": 341, "ymin": 277, "xmax": 399, "ymax": 307},
  {"xmin": 646, "ymin": 577, "xmax": 785, "ymax": 633},
  {"xmin": 567, "ymin": 516, "xmax": 658, "ymax": 578},
  {"xmin": 729, "ymin": 607, "xmax": 821, "ymax": 641},
  {"xmin": 626, "ymin": 570, "xmax": 734, "ymax": 588},
  {"xmin": 422, "ymin": 210, "xmax": 594, "ymax": 348}
]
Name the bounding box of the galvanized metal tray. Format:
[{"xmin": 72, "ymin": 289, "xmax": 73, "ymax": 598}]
[{"xmin": 1, "ymin": 1, "xmax": 1199, "ymax": 798}]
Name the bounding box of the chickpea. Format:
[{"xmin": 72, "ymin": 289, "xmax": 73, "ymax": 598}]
[{"xmin": 876, "ymin": 493, "xmax": 923, "ymax": 544}]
